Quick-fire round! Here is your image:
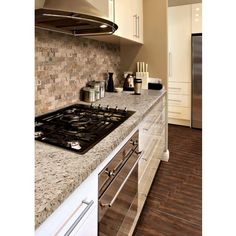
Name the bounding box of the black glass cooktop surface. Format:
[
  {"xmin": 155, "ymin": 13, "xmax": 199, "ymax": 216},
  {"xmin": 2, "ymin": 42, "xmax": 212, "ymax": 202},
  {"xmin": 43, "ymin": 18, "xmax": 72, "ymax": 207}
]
[{"xmin": 35, "ymin": 104, "xmax": 135, "ymax": 154}]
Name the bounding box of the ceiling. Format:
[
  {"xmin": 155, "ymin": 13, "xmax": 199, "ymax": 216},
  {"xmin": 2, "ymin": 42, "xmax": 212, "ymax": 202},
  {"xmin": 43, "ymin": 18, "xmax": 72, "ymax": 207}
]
[{"xmin": 168, "ymin": 0, "xmax": 202, "ymax": 7}]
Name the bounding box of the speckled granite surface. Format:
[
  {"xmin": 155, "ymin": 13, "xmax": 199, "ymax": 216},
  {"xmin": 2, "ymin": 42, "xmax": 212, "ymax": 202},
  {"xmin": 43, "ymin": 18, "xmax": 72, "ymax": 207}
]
[{"xmin": 35, "ymin": 89, "xmax": 166, "ymax": 228}]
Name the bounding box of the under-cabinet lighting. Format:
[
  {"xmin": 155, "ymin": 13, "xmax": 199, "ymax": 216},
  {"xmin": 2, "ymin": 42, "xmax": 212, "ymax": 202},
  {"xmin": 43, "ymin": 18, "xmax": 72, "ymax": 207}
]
[
  {"xmin": 100, "ymin": 24, "xmax": 108, "ymax": 28},
  {"xmin": 196, "ymin": 8, "xmax": 200, "ymax": 11}
]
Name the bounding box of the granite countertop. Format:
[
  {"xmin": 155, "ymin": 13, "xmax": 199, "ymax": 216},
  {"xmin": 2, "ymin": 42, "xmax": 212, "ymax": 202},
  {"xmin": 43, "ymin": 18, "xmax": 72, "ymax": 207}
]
[{"xmin": 35, "ymin": 89, "xmax": 166, "ymax": 228}]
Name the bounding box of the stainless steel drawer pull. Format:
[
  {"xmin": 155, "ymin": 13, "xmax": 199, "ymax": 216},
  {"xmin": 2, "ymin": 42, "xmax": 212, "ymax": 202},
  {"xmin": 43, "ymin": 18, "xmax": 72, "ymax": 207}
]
[
  {"xmin": 168, "ymin": 99, "xmax": 181, "ymax": 102},
  {"xmin": 169, "ymin": 87, "xmax": 181, "ymax": 90},
  {"xmin": 100, "ymin": 151, "xmax": 142, "ymax": 207},
  {"xmin": 133, "ymin": 15, "xmax": 137, "ymax": 37},
  {"xmin": 168, "ymin": 52, "xmax": 172, "ymax": 77},
  {"xmin": 137, "ymin": 15, "xmax": 140, "ymax": 38},
  {"xmin": 64, "ymin": 200, "xmax": 94, "ymax": 236},
  {"xmin": 169, "ymin": 111, "xmax": 181, "ymax": 115}
]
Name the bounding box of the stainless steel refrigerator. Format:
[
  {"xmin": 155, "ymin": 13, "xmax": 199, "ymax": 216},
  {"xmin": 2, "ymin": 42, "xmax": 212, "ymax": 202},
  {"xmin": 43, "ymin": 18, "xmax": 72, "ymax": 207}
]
[{"xmin": 191, "ymin": 33, "xmax": 202, "ymax": 129}]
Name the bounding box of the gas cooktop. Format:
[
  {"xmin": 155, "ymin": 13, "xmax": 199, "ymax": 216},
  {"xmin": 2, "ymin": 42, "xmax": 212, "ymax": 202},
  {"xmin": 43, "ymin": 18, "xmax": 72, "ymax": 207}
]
[{"xmin": 35, "ymin": 104, "xmax": 135, "ymax": 154}]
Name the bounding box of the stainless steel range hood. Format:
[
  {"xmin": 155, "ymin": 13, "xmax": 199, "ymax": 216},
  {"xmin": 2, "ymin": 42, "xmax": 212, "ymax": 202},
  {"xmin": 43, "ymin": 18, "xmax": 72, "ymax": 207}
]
[{"xmin": 35, "ymin": 0, "xmax": 118, "ymax": 36}]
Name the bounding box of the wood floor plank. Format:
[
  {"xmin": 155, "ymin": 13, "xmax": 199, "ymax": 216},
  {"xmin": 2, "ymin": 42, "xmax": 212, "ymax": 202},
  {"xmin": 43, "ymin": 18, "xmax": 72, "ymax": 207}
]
[{"xmin": 134, "ymin": 125, "xmax": 202, "ymax": 235}]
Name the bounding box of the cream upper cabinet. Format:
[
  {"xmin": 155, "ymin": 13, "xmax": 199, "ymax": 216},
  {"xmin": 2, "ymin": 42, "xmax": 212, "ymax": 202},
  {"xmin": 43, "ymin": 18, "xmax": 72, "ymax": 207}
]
[
  {"xmin": 191, "ymin": 3, "xmax": 202, "ymax": 33},
  {"xmin": 114, "ymin": 0, "xmax": 143, "ymax": 44},
  {"xmin": 168, "ymin": 5, "xmax": 192, "ymax": 83},
  {"xmin": 88, "ymin": 0, "xmax": 110, "ymax": 19},
  {"xmin": 114, "ymin": 0, "xmax": 133, "ymax": 39}
]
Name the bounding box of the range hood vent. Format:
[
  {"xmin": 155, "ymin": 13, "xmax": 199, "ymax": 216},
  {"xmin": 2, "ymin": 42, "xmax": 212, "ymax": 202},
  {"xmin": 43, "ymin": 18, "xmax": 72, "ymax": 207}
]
[{"xmin": 35, "ymin": 0, "xmax": 118, "ymax": 36}]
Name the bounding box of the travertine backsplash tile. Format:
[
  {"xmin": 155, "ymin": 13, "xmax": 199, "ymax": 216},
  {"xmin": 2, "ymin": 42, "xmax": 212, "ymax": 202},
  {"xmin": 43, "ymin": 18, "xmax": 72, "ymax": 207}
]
[{"xmin": 35, "ymin": 29, "xmax": 121, "ymax": 115}]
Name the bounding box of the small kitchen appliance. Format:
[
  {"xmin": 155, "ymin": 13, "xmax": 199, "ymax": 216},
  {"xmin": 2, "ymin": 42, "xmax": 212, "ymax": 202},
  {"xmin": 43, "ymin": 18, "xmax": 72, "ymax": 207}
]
[{"xmin": 123, "ymin": 73, "xmax": 135, "ymax": 91}]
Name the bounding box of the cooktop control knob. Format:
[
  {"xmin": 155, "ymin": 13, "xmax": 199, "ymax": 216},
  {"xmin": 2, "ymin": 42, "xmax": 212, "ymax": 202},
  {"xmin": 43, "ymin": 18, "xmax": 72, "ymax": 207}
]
[
  {"xmin": 106, "ymin": 105, "xmax": 110, "ymax": 110},
  {"xmin": 124, "ymin": 107, "xmax": 127, "ymax": 112},
  {"xmin": 90, "ymin": 103, "xmax": 94, "ymax": 108},
  {"xmin": 115, "ymin": 106, "xmax": 118, "ymax": 111},
  {"xmin": 98, "ymin": 104, "xmax": 101, "ymax": 109}
]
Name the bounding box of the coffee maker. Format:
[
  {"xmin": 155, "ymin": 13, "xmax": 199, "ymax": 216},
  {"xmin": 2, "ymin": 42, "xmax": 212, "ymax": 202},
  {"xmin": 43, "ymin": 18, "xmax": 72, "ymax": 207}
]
[{"xmin": 123, "ymin": 72, "xmax": 135, "ymax": 91}]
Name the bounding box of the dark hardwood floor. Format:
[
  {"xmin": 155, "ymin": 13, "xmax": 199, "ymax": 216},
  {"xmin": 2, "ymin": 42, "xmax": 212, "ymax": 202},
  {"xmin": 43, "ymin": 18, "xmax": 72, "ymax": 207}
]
[{"xmin": 134, "ymin": 124, "xmax": 202, "ymax": 236}]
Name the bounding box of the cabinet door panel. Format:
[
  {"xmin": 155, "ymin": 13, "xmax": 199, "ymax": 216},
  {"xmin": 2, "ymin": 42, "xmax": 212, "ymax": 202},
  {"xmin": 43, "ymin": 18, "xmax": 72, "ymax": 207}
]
[
  {"xmin": 114, "ymin": 0, "xmax": 143, "ymax": 43},
  {"xmin": 192, "ymin": 3, "xmax": 202, "ymax": 33},
  {"xmin": 114, "ymin": 0, "xmax": 133, "ymax": 40},
  {"xmin": 168, "ymin": 105, "xmax": 190, "ymax": 120},
  {"xmin": 72, "ymin": 209, "xmax": 97, "ymax": 236},
  {"xmin": 131, "ymin": 0, "xmax": 143, "ymax": 43},
  {"xmin": 168, "ymin": 5, "xmax": 191, "ymax": 82},
  {"xmin": 168, "ymin": 94, "xmax": 191, "ymax": 107},
  {"xmin": 138, "ymin": 0, "xmax": 143, "ymax": 43},
  {"xmin": 168, "ymin": 82, "xmax": 191, "ymax": 95}
]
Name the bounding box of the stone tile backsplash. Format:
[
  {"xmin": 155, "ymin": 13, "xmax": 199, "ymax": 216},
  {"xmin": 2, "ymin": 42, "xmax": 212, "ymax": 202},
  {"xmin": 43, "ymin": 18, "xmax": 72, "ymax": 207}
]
[{"xmin": 35, "ymin": 29, "xmax": 121, "ymax": 115}]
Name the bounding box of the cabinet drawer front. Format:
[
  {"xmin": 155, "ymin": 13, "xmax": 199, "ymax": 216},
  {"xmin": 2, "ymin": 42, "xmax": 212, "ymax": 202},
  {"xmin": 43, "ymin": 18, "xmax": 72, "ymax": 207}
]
[
  {"xmin": 168, "ymin": 106, "xmax": 190, "ymax": 120},
  {"xmin": 168, "ymin": 82, "xmax": 191, "ymax": 95},
  {"xmin": 55, "ymin": 174, "xmax": 98, "ymax": 236},
  {"xmin": 168, "ymin": 94, "xmax": 190, "ymax": 107},
  {"xmin": 59, "ymin": 200, "xmax": 96, "ymax": 236},
  {"xmin": 36, "ymin": 172, "xmax": 98, "ymax": 236},
  {"xmin": 140, "ymin": 101, "xmax": 163, "ymax": 132}
]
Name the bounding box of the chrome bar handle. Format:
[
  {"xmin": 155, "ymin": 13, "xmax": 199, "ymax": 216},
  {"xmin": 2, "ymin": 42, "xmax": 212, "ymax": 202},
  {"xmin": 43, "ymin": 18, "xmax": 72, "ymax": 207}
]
[
  {"xmin": 100, "ymin": 151, "xmax": 142, "ymax": 207},
  {"xmin": 133, "ymin": 15, "xmax": 137, "ymax": 37},
  {"xmin": 137, "ymin": 15, "xmax": 140, "ymax": 38},
  {"xmin": 168, "ymin": 99, "xmax": 181, "ymax": 102},
  {"xmin": 169, "ymin": 87, "xmax": 181, "ymax": 90},
  {"xmin": 169, "ymin": 111, "xmax": 181, "ymax": 115},
  {"xmin": 168, "ymin": 52, "xmax": 172, "ymax": 77},
  {"xmin": 64, "ymin": 200, "xmax": 94, "ymax": 236},
  {"xmin": 113, "ymin": 0, "xmax": 115, "ymax": 22}
]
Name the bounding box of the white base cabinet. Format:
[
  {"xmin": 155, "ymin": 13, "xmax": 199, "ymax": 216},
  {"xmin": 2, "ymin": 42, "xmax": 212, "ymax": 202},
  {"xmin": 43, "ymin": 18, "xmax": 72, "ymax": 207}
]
[
  {"xmin": 35, "ymin": 171, "xmax": 98, "ymax": 236},
  {"xmin": 125, "ymin": 94, "xmax": 169, "ymax": 235},
  {"xmin": 70, "ymin": 210, "xmax": 97, "ymax": 236},
  {"xmin": 139, "ymin": 94, "xmax": 167, "ymax": 182}
]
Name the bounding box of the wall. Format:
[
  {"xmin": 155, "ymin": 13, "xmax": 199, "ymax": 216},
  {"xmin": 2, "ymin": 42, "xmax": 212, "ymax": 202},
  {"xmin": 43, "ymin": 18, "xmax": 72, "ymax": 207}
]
[
  {"xmin": 35, "ymin": 29, "xmax": 121, "ymax": 115},
  {"xmin": 120, "ymin": 0, "xmax": 168, "ymax": 87}
]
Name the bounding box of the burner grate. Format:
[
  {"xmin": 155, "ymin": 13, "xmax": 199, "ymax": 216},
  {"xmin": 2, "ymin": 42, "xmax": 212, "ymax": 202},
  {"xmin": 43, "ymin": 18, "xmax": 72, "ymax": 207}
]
[{"xmin": 35, "ymin": 104, "xmax": 135, "ymax": 154}]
